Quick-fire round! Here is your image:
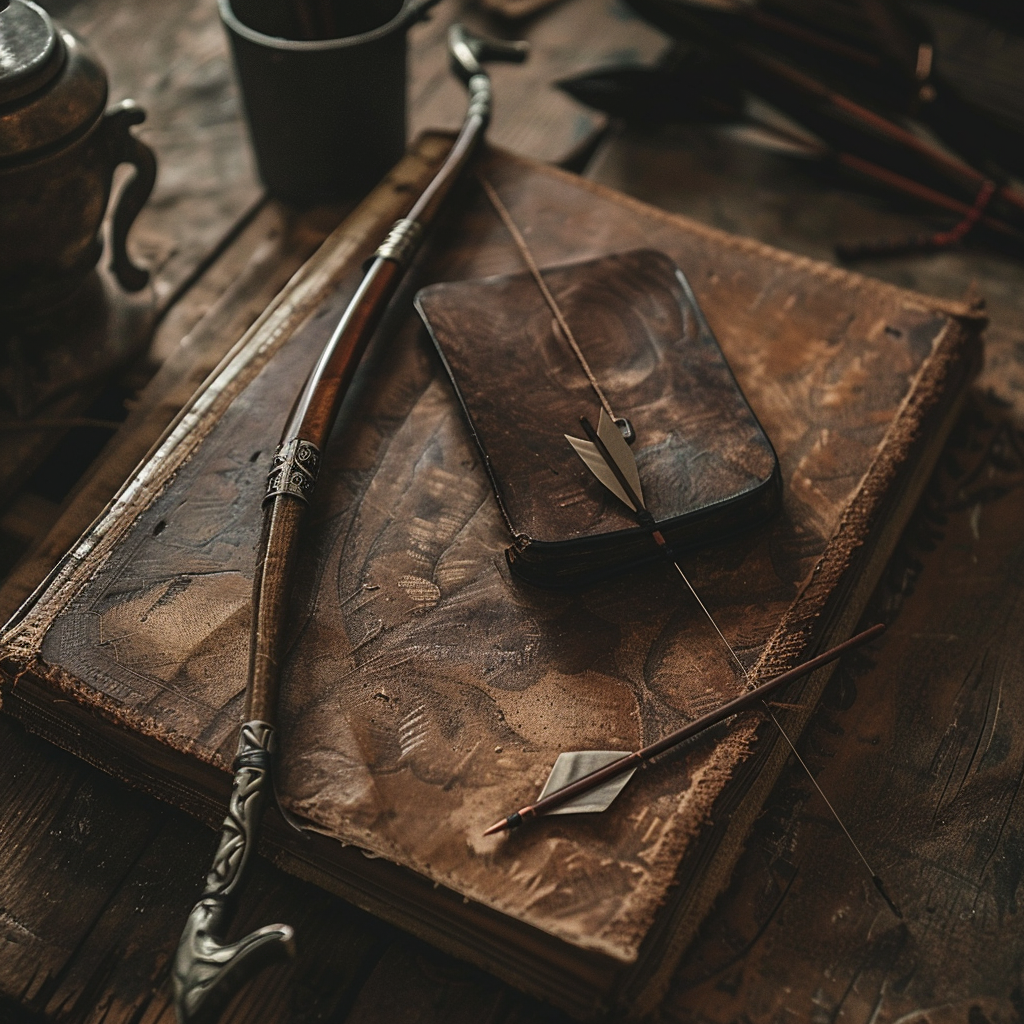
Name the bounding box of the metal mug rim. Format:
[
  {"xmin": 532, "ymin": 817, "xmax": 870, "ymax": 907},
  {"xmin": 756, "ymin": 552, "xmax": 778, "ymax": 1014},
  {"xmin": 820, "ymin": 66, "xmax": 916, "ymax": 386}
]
[{"xmin": 218, "ymin": 0, "xmax": 439, "ymax": 51}]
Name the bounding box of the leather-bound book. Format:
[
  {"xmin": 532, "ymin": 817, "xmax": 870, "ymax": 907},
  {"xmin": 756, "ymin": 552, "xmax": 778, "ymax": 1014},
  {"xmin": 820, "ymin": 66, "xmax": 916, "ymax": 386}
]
[{"xmin": 0, "ymin": 136, "xmax": 982, "ymax": 1019}]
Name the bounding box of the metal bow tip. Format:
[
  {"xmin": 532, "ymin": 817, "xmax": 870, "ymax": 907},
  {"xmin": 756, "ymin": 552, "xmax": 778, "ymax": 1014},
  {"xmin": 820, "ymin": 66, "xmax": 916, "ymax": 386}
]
[
  {"xmin": 448, "ymin": 24, "xmax": 529, "ymax": 86},
  {"xmin": 172, "ymin": 721, "xmax": 295, "ymax": 1024},
  {"xmin": 173, "ymin": 898, "xmax": 295, "ymax": 1024}
]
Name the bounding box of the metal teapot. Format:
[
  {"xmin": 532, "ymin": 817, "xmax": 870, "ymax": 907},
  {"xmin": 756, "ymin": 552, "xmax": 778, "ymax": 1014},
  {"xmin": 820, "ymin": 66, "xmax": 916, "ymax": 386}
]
[{"xmin": 0, "ymin": 0, "xmax": 156, "ymax": 321}]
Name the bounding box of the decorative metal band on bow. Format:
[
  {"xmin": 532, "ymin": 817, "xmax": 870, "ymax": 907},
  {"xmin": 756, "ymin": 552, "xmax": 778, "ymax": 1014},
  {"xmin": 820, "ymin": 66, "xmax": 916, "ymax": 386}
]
[
  {"xmin": 204, "ymin": 721, "xmax": 276, "ymax": 899},
  {"xmin": 465, "ymin": 74, "xmax": 492, "ymax": 121},
  {"xmin": 264, "ymin": 439, "xmax": 320, "ymax": 505},
  {"xmin": 374, "ymin": 218, "xmax": 425, "ymax": 269}
]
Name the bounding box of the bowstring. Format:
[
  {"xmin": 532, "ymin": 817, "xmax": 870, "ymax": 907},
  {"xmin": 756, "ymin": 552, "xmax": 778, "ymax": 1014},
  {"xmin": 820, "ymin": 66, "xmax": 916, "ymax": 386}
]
[
  {"xmin": 478, "ymin": 174, "xmax": 617, "ymax": 423},
  {"xmin": 478, "ymin": 176, "xmax": 894, "ymax": 907}
]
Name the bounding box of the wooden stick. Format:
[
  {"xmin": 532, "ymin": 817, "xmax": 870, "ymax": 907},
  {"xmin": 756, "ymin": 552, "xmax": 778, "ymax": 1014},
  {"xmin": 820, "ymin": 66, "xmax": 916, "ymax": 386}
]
[
  {"xmin": 737, "ymin": 42, "xmax": 1024, "ymax": 218},
  {"xmin": 836, "ymin": 154, "xmax": 1023, "ymax": 242}
]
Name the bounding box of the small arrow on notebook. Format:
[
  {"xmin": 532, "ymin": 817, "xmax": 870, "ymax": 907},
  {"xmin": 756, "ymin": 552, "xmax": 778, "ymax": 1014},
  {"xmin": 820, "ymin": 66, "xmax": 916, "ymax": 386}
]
[
  {"xmin": 534, "ymin": 750, "xmax": 639, "ymax": 815},
  {"xmin": 483, "ymin": 622, "xmax": 886, "ymax": 833},
  {"xmin": 484, "ymin": 409, "xmax": 902, "ymax": 920}
]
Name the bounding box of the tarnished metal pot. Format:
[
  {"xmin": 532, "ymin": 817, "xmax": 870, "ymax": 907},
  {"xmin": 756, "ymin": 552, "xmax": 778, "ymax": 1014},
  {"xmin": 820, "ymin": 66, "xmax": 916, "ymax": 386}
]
[{"xmin": 0, "ymin": 0, "xmax": 156, "ymax": 319}]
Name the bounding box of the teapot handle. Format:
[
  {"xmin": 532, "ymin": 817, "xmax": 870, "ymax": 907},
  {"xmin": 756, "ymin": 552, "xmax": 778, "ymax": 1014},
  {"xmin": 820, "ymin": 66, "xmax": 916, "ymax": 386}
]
[{"xmin": 102, "ymin": 99, "xmax": 157, "ymax": 292}]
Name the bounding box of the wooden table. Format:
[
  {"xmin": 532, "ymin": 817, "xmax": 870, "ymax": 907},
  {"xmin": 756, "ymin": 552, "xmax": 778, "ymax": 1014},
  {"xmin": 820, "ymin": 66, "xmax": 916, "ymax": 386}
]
[{"xmin": 2, "ymin": 2, "xmax": 1022, "ymax": 1022}]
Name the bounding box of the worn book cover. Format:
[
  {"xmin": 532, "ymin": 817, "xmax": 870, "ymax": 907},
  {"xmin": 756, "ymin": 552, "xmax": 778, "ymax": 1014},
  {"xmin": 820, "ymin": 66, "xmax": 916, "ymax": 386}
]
[{"xmin": 0, "ymin": 137, "xmax": 982, "ymax": 1019}]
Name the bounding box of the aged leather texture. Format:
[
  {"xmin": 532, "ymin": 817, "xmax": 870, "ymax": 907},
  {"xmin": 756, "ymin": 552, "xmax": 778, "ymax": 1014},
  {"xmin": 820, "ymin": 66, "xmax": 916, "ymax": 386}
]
[
  {"xmin": 416, "ymin": 249, "xmax": 781, "ymax": 587},
  {"xmin": 0, "ymin": 140, "xmax": 982, "ymax": 1016}
]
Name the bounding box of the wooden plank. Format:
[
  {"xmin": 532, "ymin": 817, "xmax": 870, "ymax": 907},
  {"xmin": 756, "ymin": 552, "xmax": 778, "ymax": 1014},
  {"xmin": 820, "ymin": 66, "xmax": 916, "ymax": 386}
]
[
  {"xmin": 0, "ymin": 495, "xmax": 60, "ymax": 551},
  {"xmin": 0, "ymin": 716, "xmax": 397, "ymax": 1024},
  {"xmin": 343, "ymin": 944, "xmax": 512, "ymax": 1024},
  {"xmin": 0, "ymin": 720, "xmax": 169, "ymax": 1016},
  {"xmin": 55, "ymin": 0, "xmax": 262, "ymax": 310}
]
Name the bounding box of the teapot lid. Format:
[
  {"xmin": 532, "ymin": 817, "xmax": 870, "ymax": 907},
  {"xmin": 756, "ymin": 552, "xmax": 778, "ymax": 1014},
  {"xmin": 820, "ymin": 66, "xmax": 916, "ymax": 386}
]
[
  {"xmin": 0, "ymin": 0, "xmax": 108, "ymax": 164},
  {"xmin": 0, "ymin": 0, "xmax": 66, "ymax": 105}
]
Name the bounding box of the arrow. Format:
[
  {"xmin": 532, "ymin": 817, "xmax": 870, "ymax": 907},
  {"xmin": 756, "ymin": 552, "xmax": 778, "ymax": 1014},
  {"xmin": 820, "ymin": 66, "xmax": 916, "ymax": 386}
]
[
  {"xmin": 486, "ymin": 410, "xmax": 901, "ymax": 918},
  {"xmin": 484, "ymin": 622, "xmax": 885, "ymax": 832}
]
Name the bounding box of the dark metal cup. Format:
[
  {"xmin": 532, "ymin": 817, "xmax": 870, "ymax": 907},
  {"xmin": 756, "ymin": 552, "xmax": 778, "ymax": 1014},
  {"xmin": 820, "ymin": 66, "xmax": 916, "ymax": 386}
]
[{"xmin": 219, "ymin": 0, "xmax": 439, "ymax": 205}]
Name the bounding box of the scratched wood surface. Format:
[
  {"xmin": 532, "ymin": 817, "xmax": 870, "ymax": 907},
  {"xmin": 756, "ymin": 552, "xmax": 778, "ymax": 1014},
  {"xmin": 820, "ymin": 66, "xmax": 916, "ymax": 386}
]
[
  {"xmin": 44, "ymin": 0, "xmax": 666, "ymax": 309},
  {"xmin": 1, "ymin": 6, "xmax": 1023, "ymax": 1024}
]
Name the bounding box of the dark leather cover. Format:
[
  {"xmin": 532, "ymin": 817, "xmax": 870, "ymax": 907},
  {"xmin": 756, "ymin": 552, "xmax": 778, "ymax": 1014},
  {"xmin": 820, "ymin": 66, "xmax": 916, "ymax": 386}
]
[{"xmin": 416, "ymin": 249, "xmax": 780, "ymax": 587}]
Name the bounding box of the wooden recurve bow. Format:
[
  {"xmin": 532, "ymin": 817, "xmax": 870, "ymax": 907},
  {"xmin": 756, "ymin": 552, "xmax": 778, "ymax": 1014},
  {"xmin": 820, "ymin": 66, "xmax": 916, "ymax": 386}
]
[{"xmin": 171, "ymin": 25, "xmax": 528, "ymax": 1024}]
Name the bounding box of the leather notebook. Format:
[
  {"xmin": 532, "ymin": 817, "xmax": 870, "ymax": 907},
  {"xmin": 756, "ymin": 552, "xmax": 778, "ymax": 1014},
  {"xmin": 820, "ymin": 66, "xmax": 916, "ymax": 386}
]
[
  {"xmin": 415, "ymin": 248, "xmax": 781, "ymax": 587},
  {"xmin": 0, "ymin": 136, "xmax": 983, "ymax": 1020}
]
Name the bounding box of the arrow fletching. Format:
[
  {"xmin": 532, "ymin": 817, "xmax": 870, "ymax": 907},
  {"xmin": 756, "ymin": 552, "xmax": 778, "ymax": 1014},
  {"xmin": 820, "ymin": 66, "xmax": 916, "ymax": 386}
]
[
  {"xmin": 538, "ymin": 750, "xmax": 638, "ymax": 814},
  {"xmin": 565, "ymin": 408, "xmax": 644, "ymax": 512}
]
